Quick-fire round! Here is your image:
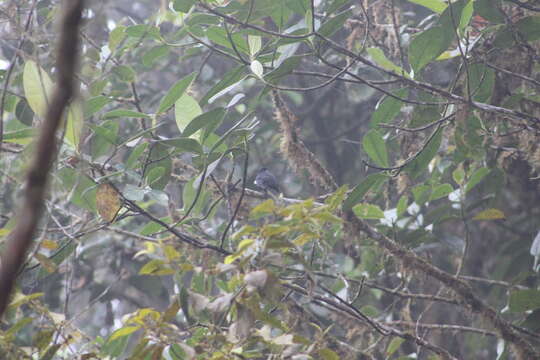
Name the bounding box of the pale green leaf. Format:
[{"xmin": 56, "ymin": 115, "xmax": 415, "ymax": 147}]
[
  {"xmin": 250, "ymin": 60, "xmax": 264, "ymax": 78},
  {"xmin": 408, "ymin": 0, "xmax": 447, "ymax": 13},
  {"xmin": 175, "ymin": 94, "xmax": 202, "ymax": 133},
  {"xmin": 353, "ymin": 203, "xmax": 385, "ymax": 219},
  {"xmin": 248, "ymin": 35, "xmax": 262, "ymax": 57},
  {"xmin": 23, "ymin": 61, "xmax": 53, "ymax": 118},
  {"xmin": 65, "ymin": 100, "xmax": 84, "ymax": 150}
]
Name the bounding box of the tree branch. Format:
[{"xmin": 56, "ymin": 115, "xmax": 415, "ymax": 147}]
[{"xmin": 0, "ymin": 0, "xmax": 85, "ymax": 318}]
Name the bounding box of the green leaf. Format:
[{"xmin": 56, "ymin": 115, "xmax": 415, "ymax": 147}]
[
  {"xmin": 509, "ymin": 289, "xmax": 540, "ymax": 312},
  {"xmin": 173, "ymin": 0, "xmax": 196, "ymax": 12},
  {"xmin": 287, "ymin": 0, "xmax": 310, "ymax": 15},
  {"xmin": 430, "ymin": 183, "xmax": 454, "ymax": 201},
  {"xmin": 467, "ymin": 63, "xmax": 495, "ymax": 103},
  {"xmin": 145, "ymin": 143, "xmax": 172, "ymax": 190},
  {"xmin": 370, "ymin": 88, "xmax": 408, "ymax": 128},
  {"xmin": 126, "ymin": 142, "xmax": 148, "ymax": 169},
  {"xmin": 3, "ymin": 128, "xmax": 37, "ymax": 144},
  {"xmin": 437, "ymin": 0, "xmax": 468, "ymax": 29},
  {"xmin": 405, "ymin": 127, "xmax": 442, "ymax": 179},
  {"xmin": 362, "ymin": 130, "xmax": 389, "ymax": 168},
  {"xmin": 112, "ymin": 65, "xmax": 136, "ymax": 82},
  {"xmin": 409, "ymin": 26, "xmax": 452, "ymax": 74},
  {"xmin": 65, "ymin": 100, "xmax": 84, "ymax": 150},
  {"xmin": 58, "ymin": 167, "xmax": 97, "ymax": 212},
  {"xmin": 412, "ymin": 184, "xmax": 431, "ymax": 205},
  {"xmin": 123, "ymin": 184, "xmax": 146, "ymax": 201},
  {"xmin": 264, "ymin": 55, "xmax": 302, "ymax": 83},
  {"xmin": 3, "ymin": 94, "xmax": 18, "ymax": 113},
  {"xmin": 367, "ymin": 47, "xmax": 406, "ymax": 75},
  {"xmin": 453, "ymin": 166, "xmax": 465, "ymax": 185},
  {"xmin": 90, "ymin": 79, "xmax": 108, "ymax": 97},
  {"xmin": 465, "ymin": 167, "xmax": 489, "ymax": 193},
  {"xmin": 23, "ymin": 61, "xmax": 53, "ymax": 118},
  {"xmin": 142, "ymin": 45, "xmax": 170, "ymax": 67},
  {"xmin": 458, "ymin": 0, "xmax": 474, "ymax": 35},
  {"xmin": 201, "ymin": 66, "xmax": 247, "ymax": 106},
  {"xmin": 187, "ymin": 13, "xmax": 221, "ymax": 27},
  {"xmin": 84, "ymin": 96, "xmax": 110, "ymax": 118},
  {"xmin": 102, "ymin": 330, "xmax": 131, "ymax": 357},
  {"xmin": 343, "ymin": 173, "xmax": 388, "ymax": 211},
  {"xmin": 103, "ymin": 109, "xmax": 150, "ymax": 119},
  {"xmin": 353, "ymin": 203, "xmax": 385, "ymax": 219},
  {"xmin": 386, "ymin": 337, "xmax": 405, "ymax": 356},
  {"xmin": 108, "ymin": 26, "xmax": 126, "ymax": 51},
  {"xmin": 516, "ymin": 16, "xmax": 540, "ymax": 42},
  {"xmin": 326, "ymin": 0, "xmax": 350, "ymax": 15},
  {"xmin": 318, "ymin": 348, "xmax": 340, "ymax": 360},
  {"xmin": 6, "ymin": 317, "xmax": 33, "ymax": 338},
  {"xmin": 207, "ymin": 113, "xmax": 251, "ymax": 155},
  {"xmin": 408, "ymin": 0, "xmax": 446, "ymax": 13},
  {"xmin": 15, "ymin": 99, "xmax": 34, "ymax": 126},
  {"xmin": 182, "ymin": 177, "xmax": 208, "ymax": 216},
  {"xmin": 318, "ymin": 9, "xmax": 352, "ymax": 37},
  {"xmin": 183, "ymin": 107, "xmax": 226, "ymax": 138},
  {"xmin": 206, "ymin": 26, "xmax": 249, "ymax": 54},
  {"xmin": 157, "ymin": 72, "xmax": 197, "ymax": 114},
  {"xmin": 146, "ymin": 167, "xmax": 165, "ymax": 188},
  {"xmin": 175, "ymin": 94, "xmax": 202, "ymax": 133},
  {"xmin": 160, "ymin": 137, "xmax": 203, "ymax": 154},
  {"xmin": 125, "ymin": 24, "xmax": 161, "ymax": 40},
  {"xmin": 474, "ymin": 0, "xmax": 504, "ymax": 23},
  {"xmin": 110, "ymin": 326, "xmax": 141, "ymax": 341},
  {"xmin": 396, "ymin": 195, "xmax": 409, "ymax": 217}
]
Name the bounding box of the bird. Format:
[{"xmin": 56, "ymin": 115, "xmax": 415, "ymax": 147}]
[{"xmin": 254, "ymin": 167, "xmax": 280, "ymax": 196}]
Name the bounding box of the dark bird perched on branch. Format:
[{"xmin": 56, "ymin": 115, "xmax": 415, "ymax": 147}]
[{"xmin": 254, "ymin": 167, "xmax": 280, "ymax": 196}]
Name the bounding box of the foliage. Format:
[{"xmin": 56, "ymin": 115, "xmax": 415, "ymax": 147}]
[{"xmin": 1, "ymin": 0, "xmax": 540, "ymax": 359}]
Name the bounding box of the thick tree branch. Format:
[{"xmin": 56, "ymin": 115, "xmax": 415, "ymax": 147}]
[{"xmin": 0, "ymin": 0, "xmax": 85, "ymax": 318}]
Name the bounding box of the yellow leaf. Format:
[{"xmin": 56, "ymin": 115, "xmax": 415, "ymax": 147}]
[
  {"xmin": 164, "ymin": 245, "xmax": 181, "ymax": 261},
  {"xmin": 134, "ymin": 241, "xmax": 157, "ymax": 258},
  {"xmin": 261, "ymin": 224, "xmax": 289, "ymax": 237},
  {"xmin": 237, "ymin": 238, "xmax": 254, "ymax": 252},
  {"xmin": 250, "ymin": 199, "xmax": 276, "ymax": 217},
  {"xmin": 0, "ymin": 228, "xmax": 11, "ymax": 237},
  {"xmin": 8, "ymin": 292, "xmax": 44, "ymax": 310},
  {"xmin": 224, "ymin": 254, "xmax": 241, "ymax": 265},
  {"xmin": 293, "ymin": 233, "xmax": 316, "ymax": 246},
  {"xmin": 34, "ymin": 253, "xmax": 57, "ymax": 273},
  {"xmin": 96, "ymin": 183, "xmax": 122, "ymax": 222},
  {"xmin": 110, "ymin": 326, "xmax": 140, "ymax": 341},
  {"xmin": 473, "ymin": 208, "xmax": 505, "ymax": 221},
  {"xmin": 139, "ymin": 259, "xmax": 174, "ymax": 275},
  {"xmin": 40, "ymin": 239, "xmax": 58, "ymax": 250}
]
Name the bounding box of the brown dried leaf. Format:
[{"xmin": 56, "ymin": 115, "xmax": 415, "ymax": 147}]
[{"xmin": 96, "ymin": 183, "xmax": 121, "ymax": 222}]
